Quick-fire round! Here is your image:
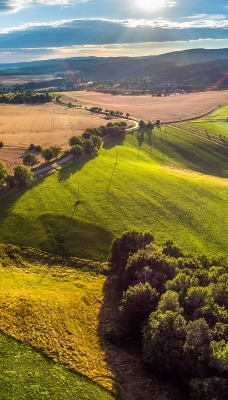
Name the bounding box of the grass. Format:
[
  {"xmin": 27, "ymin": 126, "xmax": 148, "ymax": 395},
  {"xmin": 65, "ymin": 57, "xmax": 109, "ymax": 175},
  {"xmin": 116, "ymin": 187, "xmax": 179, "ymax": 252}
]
[
  {"xmin": 0, "ymin": 107, "xmax": 227, "ymax": 261},
  {"xmin": 0, "ymin": 249, "xmax": 113, "ymax": 390},
  {"xmin": 0, "ymin": 332, "xmax": 115, "ymax": 400},
  {"xmin": 187, "ymin": 103, "xmax": 228, "ymax": 137}
]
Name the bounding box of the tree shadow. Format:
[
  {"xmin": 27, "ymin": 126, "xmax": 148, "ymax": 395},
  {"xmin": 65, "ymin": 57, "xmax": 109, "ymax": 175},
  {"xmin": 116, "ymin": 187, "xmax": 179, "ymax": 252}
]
[
  {"xmin": 98, "ymin": 275, "xmax": 186, "ymax": 400},
  {"xmin": 38, "ymin": 213, "xmax": 114, "ymax": 260},
  {"xmin": 103, "ymin": 134, "xmax": 126, "ymax": 150},
  {"xmin": 57, "ymin": 153, "xmax": 98, "ymax": 182}
]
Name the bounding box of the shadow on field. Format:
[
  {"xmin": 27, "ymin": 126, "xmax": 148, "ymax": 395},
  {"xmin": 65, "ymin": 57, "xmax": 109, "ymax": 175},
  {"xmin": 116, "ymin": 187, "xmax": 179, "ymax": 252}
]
[
  {"xmin": 39, "ymin": 213, "xmax": 114, "ymax": 260},
  {"xmin": 147, "ymin": 129, "xmax": 228, "ymax": 178},
  {"xmin": 0, "ymin": 174, "xmax": 47, "ymax": 222},
  {"xmin": 103, "ymin": 134, "xmax": 126, "ymax": 150},
  {"xmin": 58, "ymin": 153, "xmax": 98, "ymax": 182},
  {"xmin": 98, "ymin": 276, "xmax": 184, "ymax": 400}
]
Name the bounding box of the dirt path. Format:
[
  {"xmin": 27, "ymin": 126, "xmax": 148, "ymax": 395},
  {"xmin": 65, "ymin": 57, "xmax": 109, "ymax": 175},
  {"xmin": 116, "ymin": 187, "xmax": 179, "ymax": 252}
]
[{"xmin": 162, "ymin": 165, "xmax": 228, "ymax": 187}]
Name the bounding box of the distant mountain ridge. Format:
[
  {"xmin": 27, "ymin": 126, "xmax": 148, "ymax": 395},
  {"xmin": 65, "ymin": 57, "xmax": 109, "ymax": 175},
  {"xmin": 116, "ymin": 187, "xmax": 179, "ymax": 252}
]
[{"xmin": 0, "ymin": 48, "xmax": 228, "ymax": 89}]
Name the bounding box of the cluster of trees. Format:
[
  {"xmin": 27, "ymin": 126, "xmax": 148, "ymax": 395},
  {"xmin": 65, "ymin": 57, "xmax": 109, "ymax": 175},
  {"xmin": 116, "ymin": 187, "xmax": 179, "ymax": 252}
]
[
  {"xmin": 90, "ymin": 106, "xmax": 102, "ymax": 113},
  {"xmin": 69, "ymin": 122, "xmax": 127, "ymax": 157},
  {"xmin": 0, "ymin": 162, "xmax": 33, "ymax": 188},
  {"xmin": 109, "ymin": 232, "xmax": 228, "ymax": 400},
  {"xmin": 0, "ymin": 92, "xmax": 51, "ymax": 104},
  {"xmin": 139, "ymin": 119, "xmax": 161, "ymax": 130},
  {"xmin": 41, "ymin": 145, "xmax": 62, "ymax": 161}
]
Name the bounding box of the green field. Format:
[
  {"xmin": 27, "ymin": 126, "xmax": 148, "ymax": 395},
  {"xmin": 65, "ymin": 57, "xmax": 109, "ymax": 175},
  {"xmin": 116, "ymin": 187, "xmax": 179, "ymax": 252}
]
[
  {"xmin": 186, "ymin": 103, "xmax": 228, "ymax": 138},
  {"xmin": 0, "ymin": 332, "xmax": 115, "ymax": 400},
  {"xmin": 0, "ymin": 105, "xmax": 227, "ymax": 261}
]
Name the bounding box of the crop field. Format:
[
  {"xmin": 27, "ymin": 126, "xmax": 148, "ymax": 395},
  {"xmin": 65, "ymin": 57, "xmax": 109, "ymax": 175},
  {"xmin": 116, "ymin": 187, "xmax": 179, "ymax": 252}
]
[
  {"xmin": 0, "ymin": 102, "xmax": 121, "ymax": 149},
  {"xmin": 0, "ymin": 106, "xmax": 227, "ymax": 261},
  {"xmin": 62, "ymin": 90, "xmax": 228, "ymax": 122}
]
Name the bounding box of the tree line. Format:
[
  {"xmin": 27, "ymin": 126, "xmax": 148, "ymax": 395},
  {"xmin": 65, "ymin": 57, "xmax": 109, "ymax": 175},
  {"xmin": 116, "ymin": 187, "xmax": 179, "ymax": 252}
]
[
  {"xmin": 108, "ymin": 231, "xmax": 228, "ymax": 400},
  {"xmin": 0, "ymin": 121, "xmax": 127, "ymax": 189},
  {"xmin": 0, "ymin": 92, "xmax": 51, "ymax": 104}
]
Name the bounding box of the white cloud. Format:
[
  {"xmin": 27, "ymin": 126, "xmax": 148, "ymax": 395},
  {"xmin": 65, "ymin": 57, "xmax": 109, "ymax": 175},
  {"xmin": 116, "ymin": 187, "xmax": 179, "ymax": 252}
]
[
  {"xmin": 186, "ymin": 14, "xmax": 227, "ymax": 20},
  {"xmin": 0, "ymin": 0, "xmax": 88, "ymax": 13},
  {"xmin": 124, "ymin": 17, "xmax": 228, "ymax": 29},
  {"xmin": 1, "ymin": 16, "xmax": 228, "ymax": 35},
  {"xmin": 0, "ymin": 19, "xmax": 75, "ymax": 34}
]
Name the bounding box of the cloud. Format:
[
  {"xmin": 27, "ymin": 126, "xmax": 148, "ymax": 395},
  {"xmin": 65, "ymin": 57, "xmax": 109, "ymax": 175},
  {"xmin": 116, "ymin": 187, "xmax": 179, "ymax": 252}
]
[
  {"xmin": 0, "ymin": 0, "xmax": 87, "ymax": 13},
  {"xmin": 0, "ymin": 18, "xmax": 227, "ymax": 51}
]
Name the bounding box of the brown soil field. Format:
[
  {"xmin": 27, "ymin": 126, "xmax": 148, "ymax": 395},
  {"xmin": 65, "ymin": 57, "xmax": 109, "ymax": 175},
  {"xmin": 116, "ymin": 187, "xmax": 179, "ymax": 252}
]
[
  {"xmin": 63, "ymin": 90, "xmax": 228, "ymax": 122},
  {"xmin": 0, "ymin": 102, "xmax": 123, "ymax": 149},
  {"xmin": 0, "ymin": 147, "xmax": 43, "ymax": 173}
]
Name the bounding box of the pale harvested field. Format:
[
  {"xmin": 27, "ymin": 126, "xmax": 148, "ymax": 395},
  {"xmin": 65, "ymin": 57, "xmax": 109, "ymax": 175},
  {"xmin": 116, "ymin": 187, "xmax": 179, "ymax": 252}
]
[
  {"xmin": 0, "ymin": 74, "xmax": 57, "ymax": 85},
  {"xmin": 0, "ymin": 102, "xmax": 121, "ymax": 149},
  {"xmin": 63, "ymin": 90, "xmax": 228, "ymax": 122}
]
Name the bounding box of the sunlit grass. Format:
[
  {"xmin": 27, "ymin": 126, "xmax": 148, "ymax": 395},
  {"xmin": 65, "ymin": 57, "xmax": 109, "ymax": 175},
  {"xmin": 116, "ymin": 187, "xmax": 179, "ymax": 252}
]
[
  {"xmin": 0, "ymin": 257, "xmax": 114, "ymax": 391},
  {"xmin": 0, "ymin": 332, "xmax": 115, "ymax": 400},
  {"xmin": 0, "ymin": 121, "xmax": 227, "ymax": 260}
]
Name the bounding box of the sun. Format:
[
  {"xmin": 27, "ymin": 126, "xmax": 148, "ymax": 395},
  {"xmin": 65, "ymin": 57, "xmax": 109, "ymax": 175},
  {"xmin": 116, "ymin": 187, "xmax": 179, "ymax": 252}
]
[{"xmin": 135, "ymin": 0, "xmax": 166, "ymax": 10}]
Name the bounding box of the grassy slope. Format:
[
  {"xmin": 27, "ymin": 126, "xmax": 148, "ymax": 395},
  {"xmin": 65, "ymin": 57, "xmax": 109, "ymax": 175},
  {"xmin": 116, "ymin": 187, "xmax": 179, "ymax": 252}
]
[
  {"xmin": 0, "ymin": 332, "xmax": 115, "ymax": 400},
  {"xmin": 187, "ymin": 103, "xmax": 228, "ymax": 137},
  {"xmin": 0, "ymin": 115, "xmax": 227, "ymax": 261},
  {"xmin": 0, "ymin": 251, "xmax": 113, "ymax": 390}
]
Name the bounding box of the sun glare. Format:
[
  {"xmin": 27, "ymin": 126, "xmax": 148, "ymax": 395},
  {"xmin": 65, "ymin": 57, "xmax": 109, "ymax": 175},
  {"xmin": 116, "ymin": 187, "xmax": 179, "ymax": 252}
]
[{"xmin": 135, "ymin": 0, "xmax": 166, "ymax": 10}]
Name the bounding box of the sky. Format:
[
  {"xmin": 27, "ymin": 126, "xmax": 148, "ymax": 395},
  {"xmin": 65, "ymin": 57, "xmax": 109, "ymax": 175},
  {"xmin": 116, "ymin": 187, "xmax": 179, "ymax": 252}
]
[{"xmin": 0, "ymin": 0, "xmax": 227, "ymax": 62}]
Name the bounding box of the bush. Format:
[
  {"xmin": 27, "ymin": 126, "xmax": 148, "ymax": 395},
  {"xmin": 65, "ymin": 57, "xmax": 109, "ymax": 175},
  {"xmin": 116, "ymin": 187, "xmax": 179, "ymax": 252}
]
[
  {"xmin": 23, "ymin": 153, "xmax": 38, "ymax": 167},
  {"xmin": 0, "ymin": 161, "xmax": 8, "ymax": 185},
  {"xmin": 14, "ymin": 165, "xmax": 33, "ymax": 187}
]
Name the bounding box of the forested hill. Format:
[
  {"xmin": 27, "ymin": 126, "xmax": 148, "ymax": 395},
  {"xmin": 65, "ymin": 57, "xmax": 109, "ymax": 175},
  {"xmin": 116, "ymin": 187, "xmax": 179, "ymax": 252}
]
[{"xmin": 0, "ymin": 48, "xmax": 228, "ymax": 88}]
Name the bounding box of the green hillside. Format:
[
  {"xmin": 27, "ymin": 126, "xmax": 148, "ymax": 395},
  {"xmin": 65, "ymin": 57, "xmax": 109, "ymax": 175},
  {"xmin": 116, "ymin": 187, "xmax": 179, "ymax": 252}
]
[
  {"xmin": 0, "ymin": 333, "xmax": 115, "ymax": 400},
  {"xmin": 0, "ymin": 110, "xmax": 227, "ymax": 261},
  {"xmin": 186, "ymin": 103, "xmax": 228, "ymax": 137}
]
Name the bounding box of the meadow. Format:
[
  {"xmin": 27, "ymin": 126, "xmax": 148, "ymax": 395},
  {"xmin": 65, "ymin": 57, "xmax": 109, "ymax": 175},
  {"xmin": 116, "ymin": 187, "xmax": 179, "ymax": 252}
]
[
  {"xmin": 0, "ymin": 332, "xmax": 115, "ymax": 400},
  {"xmin": 186, "ymin": 103, "xmax": 228, "ymax": 137},
  {"xmin": 0, "ymin": 104, "xmax": 227, "ymax": 261}
]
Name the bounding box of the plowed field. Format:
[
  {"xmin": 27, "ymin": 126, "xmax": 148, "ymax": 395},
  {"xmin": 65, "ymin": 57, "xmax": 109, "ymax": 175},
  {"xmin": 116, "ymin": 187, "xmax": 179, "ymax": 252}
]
[{"xmin": 62, "ymin": 90, "xmax": 228, "ymax": 122}]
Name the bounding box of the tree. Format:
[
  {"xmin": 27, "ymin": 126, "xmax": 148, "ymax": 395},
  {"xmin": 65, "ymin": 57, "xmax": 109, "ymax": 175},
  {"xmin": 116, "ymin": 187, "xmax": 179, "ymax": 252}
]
[
  {"xmin": 91, "ymin": 135, "xmax": 102, "ymax": 150},
  {"xmin": 69, "ymin": 136, "xmax": 83, "ymax": 146},
  {"xmin": 49, "ymin": 145, "xmax": 62, "ymax": 159},
  {"xmin": 14, "ymin": 165, "xmax": 33, "ymax": 187},
  {"xmin": 139, "ymin": 120, "xmax": 146, "ymax": 129},
  {"xmin": 0, "ymin": 140, "xmax": 3, "ymax": 149},
  {"xmin": 41, "ymin": 148, "xmax": 54, "ymax": 161},
  {"xmin": 23, "ymin": 153, "xmax": 38, "ymax": 167},
  {"xmin": 0, "ymin": 161, "xmax": 8, "ymax": 185},
  {"xmin": 143, "ymin": 310, "xmax": 187, "ymax": 374},
  {"xmin": 183, "ymin": 318, "xmax": 212, "ymax": 376},
  {"xmin": 120, "ymin": 283, "xmax": 159, "ymax": 332},
  {"xmin": 71, "ymin": 144, "xmax": 84, "ymax": 157},
  {"xmin": 109, "ymin": 231, "xmax": 153, "ymax": 281},
  {"xmin": 82, "ymin": 138, "xmax": 96, "ymax": 155}
]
